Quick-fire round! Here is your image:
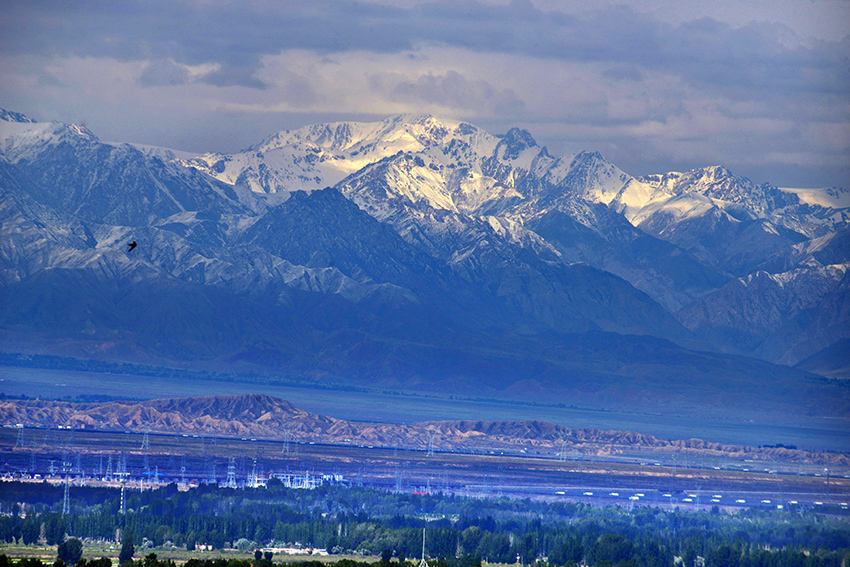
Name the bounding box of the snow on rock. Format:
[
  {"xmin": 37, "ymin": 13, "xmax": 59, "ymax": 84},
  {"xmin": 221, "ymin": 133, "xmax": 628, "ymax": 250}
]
[
  {"xmin": 0, "ymin": 118, "xmax": 99, "ymax": 163},
  {"xmin": 780, "ymin": 186, "xmax": 850, "ymax": 209},
  {"xmin": 612, "ymin": 166, "xmax": 848, "ymax": 239},
  {"xmin": 186, "ymin": 114, "xmax": 485, "ymax": 195},
  {"xmin": 0, "ymin": 108, "xmax": 37, "ymax": 123}
]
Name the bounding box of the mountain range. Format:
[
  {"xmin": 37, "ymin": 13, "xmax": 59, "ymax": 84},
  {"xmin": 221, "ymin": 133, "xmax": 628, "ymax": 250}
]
[
  {"xmin": 2, "ymin": 394, "xmax": 845, "ymax": 465},
  {"xmin": 1, "ymin": 109, "xmax": 848, "ymax": 422}
]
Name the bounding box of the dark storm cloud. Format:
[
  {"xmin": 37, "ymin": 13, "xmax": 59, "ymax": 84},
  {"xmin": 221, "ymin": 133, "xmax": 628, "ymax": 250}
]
[{"xmin": 1, "ymin": 0, "xmax": 847, "ymax": 97}]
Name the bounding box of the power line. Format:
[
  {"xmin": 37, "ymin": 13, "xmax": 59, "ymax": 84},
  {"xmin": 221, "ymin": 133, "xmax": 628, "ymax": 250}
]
[
  {"xmin": 557, "ymin": 439, "xmax": 568, "ymax": 462},
  {"xmin": 419, "ymin": 528, "xmax": 428, "ymax": 567},
  {"xmin": 62, "ymin": 475, "xmax": 71, "ymax": 516},
  {"xmin": 248, "ymin": 457, "xmax": 259, "ymax": 488},
  {"xmin": 281, "ymin": 428, "xmax": 291, "ymax": 456}
]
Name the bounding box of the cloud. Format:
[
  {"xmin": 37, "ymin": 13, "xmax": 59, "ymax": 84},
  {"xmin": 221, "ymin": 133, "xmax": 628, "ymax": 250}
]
[
  {"xmin": 602, "ymin": 66, "xmax": 644, "ymax": 82},
  {"xmin": 138, "ymin": 59, "xmax": 190, "ymax": 87},
  {"xmin": 2, "ymin": 1, "xmax": 847, "ymax": 98},
  {"xmin": 369, "ymin": 70, "xmax": 524, "ymax": 114},
  {"xmin": 198, "ymin": 66, "xmax": 267, "ymax": 89},
  {"xmin": 0, "ymin": 0, "xmax": 847, "ymax": 186}
]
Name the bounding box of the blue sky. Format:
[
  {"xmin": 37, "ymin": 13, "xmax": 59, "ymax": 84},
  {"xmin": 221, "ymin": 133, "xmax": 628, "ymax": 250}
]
[{"xmin": 1, "ymin": 0, "xmax": 848, "ymax": 187}]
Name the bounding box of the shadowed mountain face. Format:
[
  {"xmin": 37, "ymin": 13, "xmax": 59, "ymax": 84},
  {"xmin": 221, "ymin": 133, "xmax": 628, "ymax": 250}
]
[{"xmin": 1, "ymin": 109, "xmax": 849, "ymax": 423}]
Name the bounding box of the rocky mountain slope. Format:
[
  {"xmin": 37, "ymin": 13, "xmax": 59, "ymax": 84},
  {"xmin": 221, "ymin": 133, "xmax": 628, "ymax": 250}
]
[
  {"xmin": 186, "ymin": 114, "xmax": 848, "ymax": 320},
  {"xmin": 1, "ymin": 108, "xmax": 848, "ymax": 420}
]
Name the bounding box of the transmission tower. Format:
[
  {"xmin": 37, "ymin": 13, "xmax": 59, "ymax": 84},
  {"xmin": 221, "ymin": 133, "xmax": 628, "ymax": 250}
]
[
  {"xmin": 141, "ymin": 430, "xmax": 151, "ymax": 476},
  {"xmin": 223, "ymin": 457, "xmax": 237, "ymax": 488},
  {"xmin": 106, "ymin": 455, "xmax": 113, "ymax": 480},
  {"xmin": 394, "ymin": 463, "xmax": 403, "ymax": 492},
  {"xmin": 14, "ymin": 425, "xmax": 24, "ymax": 449},
  {"xmin": 557, "ymin": 439, "xmax": 568, "ymax": 462},
  {"xmin": 426, "ymin": 431, "xmax": 436, "ymax": 458},
  {"xmin": 207, "ymin": 459, "xmax": 217, "ymax": 485}
]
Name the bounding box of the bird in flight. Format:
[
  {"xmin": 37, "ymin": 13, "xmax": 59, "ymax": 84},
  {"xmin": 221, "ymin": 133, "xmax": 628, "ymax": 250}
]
[{"xmin": 127, "ymin": 240, "xmax": 138, "ymax": 253}]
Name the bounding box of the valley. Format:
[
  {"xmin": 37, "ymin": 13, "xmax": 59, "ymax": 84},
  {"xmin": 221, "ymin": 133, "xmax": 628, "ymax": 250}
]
[
  {"xmin": 2, "ymin": 365, "xmax": 849, "ymax": 451},
  {"xmin": 3, "ymin": 4, "xmax": 850, "ymax": 565},
  {"xmin": 2, "ymin": 414, "xmax": 849, "ymax": 514},
  {"xmin": 2, "ymin": 393, "xmax": 849, "ymax": 489}
]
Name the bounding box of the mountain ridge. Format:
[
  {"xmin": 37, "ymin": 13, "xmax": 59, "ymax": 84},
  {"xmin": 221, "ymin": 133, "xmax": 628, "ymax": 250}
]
[
  {"xmin": 2, "ymin": 394, "xmax": 846, "ymax": 465},
  {"xmin": 1, "ymin": 106, "xmax": 848, "ymax": 423}
]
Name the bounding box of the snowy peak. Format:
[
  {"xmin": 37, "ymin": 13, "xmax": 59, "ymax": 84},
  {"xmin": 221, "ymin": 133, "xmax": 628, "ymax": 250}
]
[
  {"xmin": 781, "ymin": 186, "xmax": 850, "ymax": 209},
  {"xmin": 255, "ymin": 113, "xmax": 463, "ymax": 154},
  {"xmin": 612, "ymin": 163, "xmax": 841, "ymax": 239},
  {"xmin": 638, "ymin": 165, "xmax": 740, "ymax": 197},
  {"xmin": 2, "ymin": 104, "xmax": 849, "ymax": 383},
  {"xmin": 0, "ymin": 108, "xmax": 37, "ymax": 123},
  {"xmin": 260, "ymin": 121, "xmax": 358, "ymax": 152},
  {"xmin": 21, "ymin": 105, "xmax": 833, "ymax": 252},
  {"xmin": 634, "ymin": 165, "xmax": 794, "ymax": 216},
  {"xmin": 0, "ymin": 113, "xmax": 100, "ymax": 163},
  {"xmin": 0, "ymin": 108, "xmax": 246, "ymax": 227},
  {"xmin": 540, "ymin": 150, "xmax": 632, "ymax": 206},
  {"xmin": 496, "ymin": 127, "xmax": 538, "ymax": 160},
  {"xmin": 568, "ymin": 150, "xmax": 621, "ymax": 180},
  {"xmin": 186, "ymin": 114, "xmax": 638, "ymax": 217},
  {"xmin": 188, "ymin": 114, "xmax": 492, "ymax": 195},
  {"xmin": 697, "ymin": 164, "xmax": 732, "ymax": 182},
  {"xmin": 825, "ymin": 186, "xmax": 850, "ymax": 205}
]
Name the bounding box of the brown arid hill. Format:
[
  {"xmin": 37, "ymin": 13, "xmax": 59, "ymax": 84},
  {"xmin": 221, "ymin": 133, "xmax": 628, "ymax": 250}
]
[{"xmin": 1, "ymin": 394, "xmax": 846, "ymax": 466}]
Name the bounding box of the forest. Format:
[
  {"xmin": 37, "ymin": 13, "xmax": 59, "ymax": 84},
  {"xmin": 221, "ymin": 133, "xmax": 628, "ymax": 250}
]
[{"xmin": 1, "ymin": 481, "xmax": 849, "ymax": 566}]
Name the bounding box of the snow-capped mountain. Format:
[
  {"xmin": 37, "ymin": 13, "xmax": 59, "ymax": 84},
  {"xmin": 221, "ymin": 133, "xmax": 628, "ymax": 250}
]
[
  {"xmin": 0, "ymin": 111, "xmax": 248, "ymax": 227},
  {"xmin": 188, "ymin": 114, "xmax": 639, "ymax": 220},
  {"xmin": 680, "ymin": 260, "xmax": 850, "ymax": 365},
  {"xmin": 616, "ymin": 166, "xmax": 845, "ymax": 245},
  {"xmin": 1, "ymin": 107, "xmax": 849, "ymax": 411},
  {"xmin": 192, "ymin": 114, "xmax": 849, "ymax": 311},
  {"xmin": 188, "ymin": 114, "xmax": 498, "ymax": 197}
]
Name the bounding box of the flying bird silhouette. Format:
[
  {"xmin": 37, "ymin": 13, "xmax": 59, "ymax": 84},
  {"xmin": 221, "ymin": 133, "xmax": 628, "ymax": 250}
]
[{"xmin": 127, "ymin": 240, "xmax": 138, "ymax": 253}]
